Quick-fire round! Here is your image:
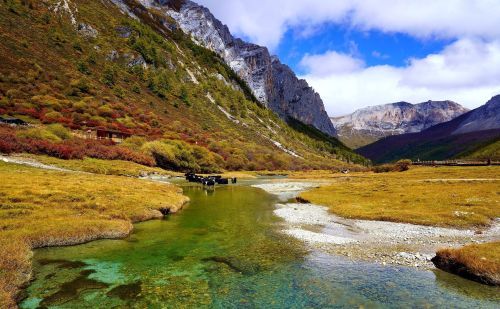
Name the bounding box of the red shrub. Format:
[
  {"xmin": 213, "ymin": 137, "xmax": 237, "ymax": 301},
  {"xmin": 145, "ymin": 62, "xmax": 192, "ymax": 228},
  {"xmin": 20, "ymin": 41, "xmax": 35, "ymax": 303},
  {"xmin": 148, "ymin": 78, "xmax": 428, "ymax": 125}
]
[
  {"xmin": 16, "ymin": 107, "xmax": 40, "ymax": 118},
  {"xmin": 0, "ymin": 126, "xmax": 20, "ymax": 154},
  {"xmin": 0, "ymin": 126, "xmax": 154, "ymax": 166}
]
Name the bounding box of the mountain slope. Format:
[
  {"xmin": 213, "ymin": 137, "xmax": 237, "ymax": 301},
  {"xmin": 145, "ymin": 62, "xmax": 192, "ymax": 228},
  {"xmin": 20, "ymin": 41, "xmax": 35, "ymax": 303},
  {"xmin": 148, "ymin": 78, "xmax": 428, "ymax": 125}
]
[
  {"xmin": 0, "ymin": 0, "xmax": 367, "ymax": 172},
  {"xmin": 331, "ymin": 101, "xmax": 469, "ymax": 149},
  {"xmin": 357, "ymin": 96, "xmax": 500, "ymax": 163},
  {"xmin": 138, "ymin": 0, "xmax": 337, "ymax": 136}
]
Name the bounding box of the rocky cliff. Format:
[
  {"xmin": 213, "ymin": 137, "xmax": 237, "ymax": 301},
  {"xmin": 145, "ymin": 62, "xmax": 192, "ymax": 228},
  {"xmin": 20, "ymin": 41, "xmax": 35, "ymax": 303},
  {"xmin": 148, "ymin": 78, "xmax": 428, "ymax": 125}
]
[
  {"xmin": 136, "ymin": 0, "xmax": 336, "ymax": 136},
  {"xmin": 331, "ymin": 101, "xmax": 469, "ymax": 148}
]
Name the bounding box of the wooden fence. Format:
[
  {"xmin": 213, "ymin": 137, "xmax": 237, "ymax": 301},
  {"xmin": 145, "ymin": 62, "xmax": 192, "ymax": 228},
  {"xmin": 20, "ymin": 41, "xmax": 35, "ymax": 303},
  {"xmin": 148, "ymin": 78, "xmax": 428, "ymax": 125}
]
[{"xmin": 412, "ymin": 160, "xmax": 499, "ymax": 166}]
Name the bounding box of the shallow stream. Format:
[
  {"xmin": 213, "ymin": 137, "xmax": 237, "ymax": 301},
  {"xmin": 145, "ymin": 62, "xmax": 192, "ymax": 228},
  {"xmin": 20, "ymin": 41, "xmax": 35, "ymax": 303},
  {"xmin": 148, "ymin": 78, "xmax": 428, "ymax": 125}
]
[{"xmin": 21, "ymin": 181, "xmax": 499, "ymax": 308}]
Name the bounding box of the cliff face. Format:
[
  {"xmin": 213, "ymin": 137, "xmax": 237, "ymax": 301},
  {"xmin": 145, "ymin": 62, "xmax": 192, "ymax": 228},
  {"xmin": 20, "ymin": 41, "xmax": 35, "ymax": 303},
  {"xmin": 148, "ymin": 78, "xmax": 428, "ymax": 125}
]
[
  {"xmin": 331, "ymin": 101, "xmax": 469, "ymax": 148},
  {"xmin": 139, "ymin": 0, "xmax": 336, "ymax": 136}
]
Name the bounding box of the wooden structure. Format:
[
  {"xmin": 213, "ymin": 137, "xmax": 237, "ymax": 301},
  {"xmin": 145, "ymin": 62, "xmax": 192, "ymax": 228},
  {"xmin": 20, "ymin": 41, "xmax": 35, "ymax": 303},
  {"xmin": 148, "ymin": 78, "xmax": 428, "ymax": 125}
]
[
  {"xmin": 95, "ymin": 128, "xmax": 131, "ymax": 143},
  {"xmin": 413, "ymin": 160, "xmax": 499, "ymax": 166},
  {"xmin": 78, "ymin": 127, "xmax": 132, "ymax": 144}
]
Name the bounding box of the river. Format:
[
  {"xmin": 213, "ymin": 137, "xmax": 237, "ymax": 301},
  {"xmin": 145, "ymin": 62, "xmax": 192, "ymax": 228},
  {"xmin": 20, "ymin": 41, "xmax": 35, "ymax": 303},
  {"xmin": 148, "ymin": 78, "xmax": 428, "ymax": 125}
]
[{"xmin": 21, "ymin": 180, "xmax": 499, "ymax": 308}]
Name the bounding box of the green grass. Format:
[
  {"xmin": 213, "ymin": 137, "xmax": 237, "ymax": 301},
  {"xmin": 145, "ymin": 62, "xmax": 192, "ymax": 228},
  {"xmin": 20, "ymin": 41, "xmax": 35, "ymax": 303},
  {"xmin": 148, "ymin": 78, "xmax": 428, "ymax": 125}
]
[
  {"xmin": 0, "ymin": 161, "xmax": 188, "ymax": 308},
  {"xmin": 459, "ymin": 139, "xmax": 500, "ymax": 161},
  {"xmin": 299, "ymin": 166, "xmax": 500, "ymax": 228}
]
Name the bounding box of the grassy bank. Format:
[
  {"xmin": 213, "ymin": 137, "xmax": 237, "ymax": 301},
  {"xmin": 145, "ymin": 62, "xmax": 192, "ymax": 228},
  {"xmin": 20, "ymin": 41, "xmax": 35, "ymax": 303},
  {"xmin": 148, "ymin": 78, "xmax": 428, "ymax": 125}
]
[
  {"xmin": 0, "ymin": 162, "xmax": 188, "ymax": 308},
  {"xmin": 299, "ymin": 166, "xmax": 500, "ymax": 228},
  {"xmin": 433, "ymin": 242, "xmax": 500, "ymax": 286}
]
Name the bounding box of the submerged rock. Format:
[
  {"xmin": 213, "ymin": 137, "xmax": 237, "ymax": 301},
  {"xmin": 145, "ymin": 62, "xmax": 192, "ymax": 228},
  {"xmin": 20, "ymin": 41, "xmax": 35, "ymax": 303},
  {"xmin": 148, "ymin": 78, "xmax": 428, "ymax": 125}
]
[
  {"xmin": 201, "ymin": 256, "xmax": 260, "ymax": 275},
  {"xmin": 107, "ymin": 281, "xmax": 142, "ymax": 300},
  {"xmin": 40, "ymin": 276, "xmax": 109, "ymax": 307}
]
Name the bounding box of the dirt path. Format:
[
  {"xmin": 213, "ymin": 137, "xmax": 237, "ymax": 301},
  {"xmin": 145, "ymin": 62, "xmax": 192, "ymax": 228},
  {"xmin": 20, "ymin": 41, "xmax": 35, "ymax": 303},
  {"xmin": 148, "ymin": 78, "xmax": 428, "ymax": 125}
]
[{"xmin": 0, "ymin": 155, "xmax": 72, "ymax": 172}]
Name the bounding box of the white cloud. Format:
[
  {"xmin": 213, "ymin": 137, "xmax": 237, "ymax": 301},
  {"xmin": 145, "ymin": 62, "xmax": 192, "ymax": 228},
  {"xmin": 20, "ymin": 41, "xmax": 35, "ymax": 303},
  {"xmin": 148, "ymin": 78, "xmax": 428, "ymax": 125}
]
[
  {"xmin": 196, "ymin": 0, "xmax": 500, "ymax": 49},
  {"xmin": 300, "ymin": 51, "xmax": 364, "ymax": 76},
  {"xmin": 301, "ymin": 39, "xmax": 500, "ymax": 116},
  {"xmin": 194, "ymin": 1, "xmax": 500, "ymax": 115}
]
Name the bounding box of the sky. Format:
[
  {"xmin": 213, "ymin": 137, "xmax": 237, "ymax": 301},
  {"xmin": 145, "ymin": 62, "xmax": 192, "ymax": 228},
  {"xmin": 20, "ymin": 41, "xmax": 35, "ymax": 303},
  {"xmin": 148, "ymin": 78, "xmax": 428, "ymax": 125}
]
[{"xmin": 195, "ymin": 0, "xmax": 500, "ymax": 116}]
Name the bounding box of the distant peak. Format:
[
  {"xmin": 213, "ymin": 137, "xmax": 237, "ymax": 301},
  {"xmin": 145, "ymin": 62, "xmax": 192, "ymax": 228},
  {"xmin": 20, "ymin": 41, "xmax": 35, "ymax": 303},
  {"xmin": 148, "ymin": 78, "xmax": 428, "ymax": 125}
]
[{"xmin": 486, "ymin": 94, "xmax": 500, "ymax": 105}]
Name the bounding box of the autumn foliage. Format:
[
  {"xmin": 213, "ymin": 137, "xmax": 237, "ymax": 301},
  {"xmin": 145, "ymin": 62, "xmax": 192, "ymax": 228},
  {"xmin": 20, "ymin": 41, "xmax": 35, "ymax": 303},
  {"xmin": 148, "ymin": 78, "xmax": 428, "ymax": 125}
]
[{"xmin": 0, "ymin": 126, "xmax": 154, "ymax": 166}]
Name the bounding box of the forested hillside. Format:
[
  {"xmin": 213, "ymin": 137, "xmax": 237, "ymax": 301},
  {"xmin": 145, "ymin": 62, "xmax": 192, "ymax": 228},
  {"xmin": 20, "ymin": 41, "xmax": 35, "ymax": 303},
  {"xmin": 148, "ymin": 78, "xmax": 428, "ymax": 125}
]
[{"xmin": 0, "ymin": 0, "xmax": 368, "ymax": 171}]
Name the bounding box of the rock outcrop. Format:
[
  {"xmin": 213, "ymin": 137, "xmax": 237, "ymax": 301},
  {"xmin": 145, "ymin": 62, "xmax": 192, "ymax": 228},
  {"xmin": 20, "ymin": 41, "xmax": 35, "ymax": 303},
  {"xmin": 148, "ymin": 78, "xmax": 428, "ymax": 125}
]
[
  {"xmin": 331, "ymin": 101, "xmax": 468, "ymax": 148},
  {"xmin": 134, "ymin": 0, "xmax": 336, "ymax": 136}
]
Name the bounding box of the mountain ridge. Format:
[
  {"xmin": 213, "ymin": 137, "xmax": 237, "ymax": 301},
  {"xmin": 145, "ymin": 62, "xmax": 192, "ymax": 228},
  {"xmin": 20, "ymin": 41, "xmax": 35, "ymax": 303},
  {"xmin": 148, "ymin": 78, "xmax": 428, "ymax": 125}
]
[
  {"xmin": 131, "ymin": 0, "xmax": 337, "ymax": 136},
  {"xmin": 357, "ymin": 96, "xmax": 500, "ymax": 162},
  {"xmin": 0, "ymin": 0, "xmax": 367, "ymax": 172},
  {"xmin": 331, "ymin": 100, "xmax": 469, "ymax": 148}
]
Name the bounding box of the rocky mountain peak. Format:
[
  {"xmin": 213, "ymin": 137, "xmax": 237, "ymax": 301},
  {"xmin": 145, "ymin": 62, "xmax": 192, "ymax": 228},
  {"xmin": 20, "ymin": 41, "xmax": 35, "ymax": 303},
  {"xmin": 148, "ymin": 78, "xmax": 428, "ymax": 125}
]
[
  {"xmin": 453, "ymin": 95, "xmax": 500, "ymax": 134},
  {"xmin": 135, "ymin": 0, "xmax": 336, "ymax": 136},
  {"xmin": 331, "ymin": 100, "xmax": 469, "ymax": 148}
]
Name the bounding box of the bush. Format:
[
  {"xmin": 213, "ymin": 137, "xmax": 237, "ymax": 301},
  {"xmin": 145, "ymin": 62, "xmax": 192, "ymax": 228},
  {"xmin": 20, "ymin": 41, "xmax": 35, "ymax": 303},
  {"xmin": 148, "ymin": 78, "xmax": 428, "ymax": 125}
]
[
  {"xmin": 77, "ymin": 61, "xmax": 90, "ymax": 75},
  {"xmin": 395, "ymin": 159, "xmax": 412, "ymax": 172},
  {"xmin": 43, "ymin": 111, "xmax": 63, "ymax": 122},
  {"xmin": 31, "ymin": 95, "xmax": 62, "ymax": 110},
  {"xmin": 1, "ymin": 126, "xmax": 154, "ymax": 165},
  {"xmin": 101, "ymin": 65, "xmax": 117, "ymax": 87},
  {"xmin": 147, "ymin": 69, "xmax": 170, "ymax": 98},
  {"xmin": 113, "ymin": 86, "xmax": 126, "ymax": 98},
  {"xmin": 17, "ymin": 127, "xmax": 61, "ymax": 142},
  {"xmin": 46, "ymin": 124, "xmax": 72, "ymax": 140},
  {"xmin": 373, "ymin": 159, "xmax": 412, "ymax": 173},
  {"xmin": 142, "ymin": 140, "xmax": 222, "ymax": 173},
  {"xmin": 121, "ymin": 136, "xmax": 147, "ymax": 151}
]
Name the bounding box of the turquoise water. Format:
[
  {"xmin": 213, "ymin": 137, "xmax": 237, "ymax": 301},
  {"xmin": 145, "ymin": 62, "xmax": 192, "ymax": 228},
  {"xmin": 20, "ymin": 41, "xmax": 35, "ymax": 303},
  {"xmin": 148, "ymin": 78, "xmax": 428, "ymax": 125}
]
[{"xmin": 21, "ymin": 182, "xmax": 500, "ymax": 308}]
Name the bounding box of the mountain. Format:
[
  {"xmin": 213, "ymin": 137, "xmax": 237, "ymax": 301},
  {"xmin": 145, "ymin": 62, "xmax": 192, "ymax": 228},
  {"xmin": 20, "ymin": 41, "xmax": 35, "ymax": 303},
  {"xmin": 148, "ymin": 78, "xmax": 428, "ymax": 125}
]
[
  {"xmin": 331, "ymin": 101, "xmax": 469, "ymax": 149},
  {"xmin": 357, "ymin": 96, "xmax": 500, "ymax": 163},
  {"xmin": 0, "ymin": 0, "xmax": 367, "ymax": 172},
  {"xmin": 136, "ymin": 0, "xmax": 336, "ymax": 136}
]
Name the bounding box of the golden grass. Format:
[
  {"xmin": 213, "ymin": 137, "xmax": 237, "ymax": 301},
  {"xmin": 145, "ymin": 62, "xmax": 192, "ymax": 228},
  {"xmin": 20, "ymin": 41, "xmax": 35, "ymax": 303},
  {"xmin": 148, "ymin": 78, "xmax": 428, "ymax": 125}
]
[
  {"xmin": 21, "ymin": 154, "xmax": 179, "ymax": 177},
  {"xmin": 299, "ymin": 166, "xmax": 500, "ymax": 228},
  {"xmin": 219, "ymin": 171, "xmax": 257, "ymax": 179},
  {"xmin": 0, "ymin": 162, "xmax": 188, "ymax": 308},
  {"xmin": 435, "ymin": 242, "xmax": 500, "ymax": 285}
]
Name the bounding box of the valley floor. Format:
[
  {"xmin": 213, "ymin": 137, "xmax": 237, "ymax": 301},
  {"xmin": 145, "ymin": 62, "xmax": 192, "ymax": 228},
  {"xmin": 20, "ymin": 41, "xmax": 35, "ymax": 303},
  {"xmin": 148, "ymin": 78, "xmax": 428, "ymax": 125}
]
[{"xmin": 1, "ymin": 156, "xmax": 498, "ymax": 307}]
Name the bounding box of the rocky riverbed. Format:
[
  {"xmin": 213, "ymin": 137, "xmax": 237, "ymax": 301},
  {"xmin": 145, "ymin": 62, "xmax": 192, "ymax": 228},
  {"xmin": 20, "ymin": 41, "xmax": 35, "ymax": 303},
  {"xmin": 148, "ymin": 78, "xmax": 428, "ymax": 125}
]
[{"xmin": 255, "ymin": 182, "xmax": 500, "ymax": 269}]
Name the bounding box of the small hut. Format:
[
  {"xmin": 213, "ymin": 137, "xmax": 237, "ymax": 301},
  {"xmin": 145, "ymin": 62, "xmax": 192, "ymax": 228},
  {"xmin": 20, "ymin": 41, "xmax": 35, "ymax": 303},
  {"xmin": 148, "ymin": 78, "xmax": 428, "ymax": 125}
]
[{"xmin": 95, "ymin": 128, "xmax": 131, "ymax": 143}]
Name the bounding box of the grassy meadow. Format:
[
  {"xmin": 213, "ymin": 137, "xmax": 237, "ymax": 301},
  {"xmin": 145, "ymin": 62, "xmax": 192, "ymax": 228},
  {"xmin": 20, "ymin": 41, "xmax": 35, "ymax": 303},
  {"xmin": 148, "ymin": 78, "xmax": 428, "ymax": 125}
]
[
  {"xmin": 0, "ymin": 161, "xmax": 188, "ymax": 308},
  {"xmin": 299, "ymin": 166, "xmax": 500, "ymax": 228}
]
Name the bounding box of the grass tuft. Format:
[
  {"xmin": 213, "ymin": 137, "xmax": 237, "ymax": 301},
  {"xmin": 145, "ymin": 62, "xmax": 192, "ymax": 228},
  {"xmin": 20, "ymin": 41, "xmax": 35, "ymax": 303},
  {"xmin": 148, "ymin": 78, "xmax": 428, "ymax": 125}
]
[{"xmin": 433, "ymin": 242, "xmax": 500, "ymax": 286}]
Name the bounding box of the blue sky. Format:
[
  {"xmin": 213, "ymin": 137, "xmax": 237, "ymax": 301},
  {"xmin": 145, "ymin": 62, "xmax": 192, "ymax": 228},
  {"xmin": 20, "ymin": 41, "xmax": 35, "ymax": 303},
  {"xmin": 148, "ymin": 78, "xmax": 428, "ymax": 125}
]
[
  {"xmin": 275, "ymin": 25, "xmax": 453, "ymax": 74},
  {"xmin": 197, "ymin": 0, "xmax": 500, "ymax": 116}
]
